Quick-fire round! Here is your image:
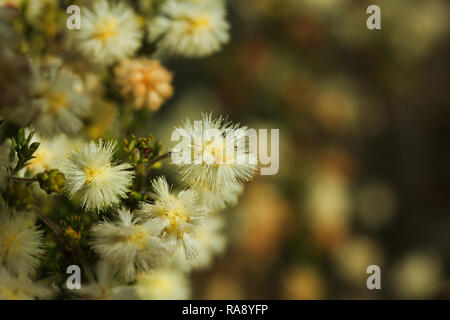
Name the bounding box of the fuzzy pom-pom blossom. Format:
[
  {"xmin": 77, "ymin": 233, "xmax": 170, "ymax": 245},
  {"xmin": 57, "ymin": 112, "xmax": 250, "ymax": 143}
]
[
  {"xmin": 171, "ymin": 114, "xmax": 258, "ymax": 191},
  {"xmin": 27, "ymin": 134, "xmax": 80, "ymax": 174},
  {"xmin": 137, "ymin": 176, "xmax": 208, "ymax": 260},
  {"xmin": 169, "ymin": 215, "xmax": 226, "ymax": 272},
  {"xmin": 193, "ymin": 180, "xmax": 243, "ymax": 213},
  {"xmin": 0, "ymin": 267, "xmax": 54, "ymax": 300},
  {"xmin": 134, "ymin": 269, "xmax": 190, "ymax": 300},
  {"xmin": 0, "ymin": 209, "xmax": 44, "ymax": 276},
  {"xmin": 148, "ymin": 0, "xmax": 230, "ymax": 58},
  {"xmin": 11, "ymin": 62, "xmax": 90, "ymax": 137},
  {"xmin": 75, "ymin": 0, "xmax": 143, "ymax": 66},
  {"xmin": 90, "ymin": 209, "xmax": 168, "ymax": 281},
  {"xmin": 114, "ymin": 58, "xmax": 174, "ymax": 111},
  {"xmin": 63, "ymin": 140, "xmax": 135, "ymax": 211},
  {"xmin": 78, "ymin": 261, "xmax": 137, "ymax": 299}
]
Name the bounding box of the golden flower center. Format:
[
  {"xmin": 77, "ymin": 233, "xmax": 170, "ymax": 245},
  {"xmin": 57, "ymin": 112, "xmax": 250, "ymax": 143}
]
[
  {"xmin": 93, "ymin": 18, "xmax": 119, "ymax": 43},
  {"xmin": 166, "ymin": 209, "xmax": 190, "ymax": 238},
  {"xmin": 203, "ymin": 142, "xmax": 235, "ymax": 166},
  {"xmin": 3, "ymin": 235, "xmax": 18, "ymax": 256},
  {"xmin": 83, "ymin": 165, "xmax": 109, "ymax": 185},
  {"xmin": 127, "ymin": 226, "xmax": 150, "ymax": 249},
  {"xmin": 44, "ymin": 91, "xmax": 69, "ymax": 115},
  {"xmin": 188, "ymin": 15, "xmax": 212, "ymax": 31}
]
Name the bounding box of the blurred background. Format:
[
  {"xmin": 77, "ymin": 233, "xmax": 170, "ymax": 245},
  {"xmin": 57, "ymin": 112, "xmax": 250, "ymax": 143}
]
[
  {"xmin": 143, "ymin": 0, "xmax": 450, "ymax": 299},
  {"xmin": 2, "ymin": 0, "xmax": 450, "ymax": 299}
]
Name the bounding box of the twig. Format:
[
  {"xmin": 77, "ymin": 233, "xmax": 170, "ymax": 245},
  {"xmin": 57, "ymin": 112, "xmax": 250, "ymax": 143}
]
[
  {"xmin": 10, "ymin": 176, "xmax": 37, "ymax": 183},
  {"xmin": 74, "ymin": 246, "xmax": 95, "ymax": 283},
  {"xmin": 149, "ymin": 152, "xmax": 172, "ymax": 166},
  {"xmin": 32, "ymin": 205, "xmax": 63, "ymax": 237},
  {"xmin": 145, "ymin": 152, "xmax": 172, "ymax": 175}
]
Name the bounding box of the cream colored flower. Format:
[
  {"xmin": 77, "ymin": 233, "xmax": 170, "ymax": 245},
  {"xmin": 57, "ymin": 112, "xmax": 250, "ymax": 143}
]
[
  {"xmin": 169, "ymin": 215, "xmax": 226, "ymax": 272},
  {"xmin": 75, "ymin": 0, "xmax": 143, "ymax": 65},
  {"xmin": 137, "ymin": 176, "xmax": 208, "ymax": 259},
  {"xmin": 27, "ymin": 134, "xmax": 80, "ymax": 174},
  {"xmin": 63, "ymin": 140, "xmax": 135, "ymax": 211},
  {"xmin": 0, "ymin": 267, "xmax": 54, "ymax": 300},
  {"xmin": 0, "ymin": 209, "xmax": 44, "ymax": 276},
  {"xmin": 171, "ymin": 113, "xmax": 258, "ymax": 191},
  {"xmin": 90, "ymin": 208, "xmax": 168, "ymax": 281},
  {"xmin": 148, "ymin": 0, "xmax": 230, "ymax": 57},
  {"xmin": 193, "ymin": 180, "xmax": 243, "ymax": 213},
  {"xmin": 78, "ymin": 262, "xmax": 137, "ymax": 299},
  {"xmin": 11, "ymin": 61, "xmax": 90, "ymax": 137},
  {"xmin": 134, "ymin": 269, "xmax": 190, "ymax": 300}
]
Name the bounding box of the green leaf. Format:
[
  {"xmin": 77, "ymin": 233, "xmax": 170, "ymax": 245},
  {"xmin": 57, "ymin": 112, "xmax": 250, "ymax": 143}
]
[
  {"xmin": 29, "ymin": 142, "xmax": 40, "ymax": 154},
  {"xmin": 17, "ymin": 129, "xmax": 25, "ymax": 145},
  {"xmin": 26, "ymin": 130, "xmax": 35, "ymax": 144}
]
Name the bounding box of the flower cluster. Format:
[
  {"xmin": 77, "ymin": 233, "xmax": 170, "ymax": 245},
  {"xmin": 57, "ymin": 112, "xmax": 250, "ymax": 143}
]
[{"xmin": 0, "ymin": 0, "xmax": 251, "ymax": 300}]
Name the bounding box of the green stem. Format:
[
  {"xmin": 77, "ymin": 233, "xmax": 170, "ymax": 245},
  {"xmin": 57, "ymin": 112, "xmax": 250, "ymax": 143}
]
[
  {"xmin": 145, "ymin": 152, "xmax": 172, "ymax": 175},
  {"xmin": 32, "ymin": 205, "xmax": 63, "ymax": 237}
]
